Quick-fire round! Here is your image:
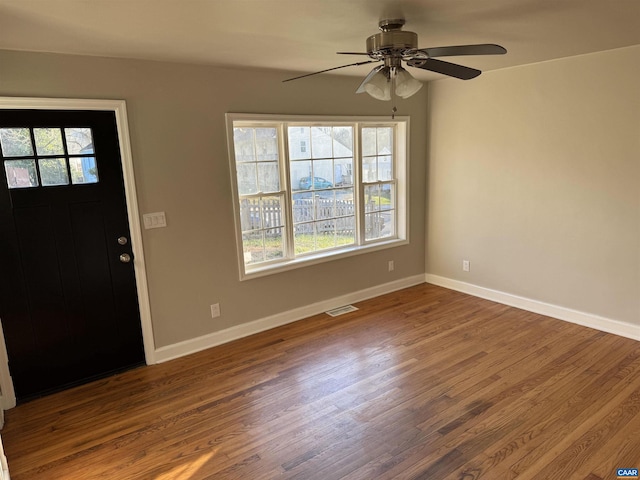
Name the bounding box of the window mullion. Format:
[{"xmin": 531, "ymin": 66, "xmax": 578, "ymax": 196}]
[
  {"xmin": 60, "ymin": 128, "xmax": 73, "ymax": 185},
  {"xmin": 28, "ymin": 128, "xmax": 43, "ymax": 186},
  {"xmin": 354, "ymin": 123, "xmax": 364, "ymax": 246},
  {"xmin": 280, "ymin": 123, "xmax": 295, "ymax": 260}
]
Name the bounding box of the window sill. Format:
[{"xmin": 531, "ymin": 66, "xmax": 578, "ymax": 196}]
[{"xmin": 240, "ymin": 237, "xmax": 409, "ymax": 281}]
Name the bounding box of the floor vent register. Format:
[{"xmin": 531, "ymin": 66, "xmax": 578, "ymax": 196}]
[{"xmin": 325, "ymin": 305, "xmax": 359, "ymax": 317}]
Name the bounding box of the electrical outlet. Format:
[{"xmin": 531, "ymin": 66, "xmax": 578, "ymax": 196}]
[
  {"xmin": 388, "ymin": 260, "xmax": 394, "ymax": 272},
  {"xmin": 210, "ymin": 303, "xmax": 221, "ymax": 318},
  {"xmin": 462, "ymin": 260, "xmax": 470, "ymax": 272}
]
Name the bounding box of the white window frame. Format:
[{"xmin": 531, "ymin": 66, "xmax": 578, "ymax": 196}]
[{"xmin": 226, "ymin": 113, "xmax": 410, "ymax": 280}]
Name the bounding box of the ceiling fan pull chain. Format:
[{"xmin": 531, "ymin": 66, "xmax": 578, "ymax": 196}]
[{"xmin": 391, "ymin": 67, "xmax": 397, "ymax": 119}]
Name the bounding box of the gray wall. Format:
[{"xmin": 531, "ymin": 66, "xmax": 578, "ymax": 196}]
[
  {"xmin": 1, "ymin": 44, "xmax": 637, "ymax": 353},
  {"xmin": 426, "ymin": 45, "xmax": 640, "ymax": 326},
  {"xmin": 0, "ymin": 49, "xmax": 428, "ymax": 348}
]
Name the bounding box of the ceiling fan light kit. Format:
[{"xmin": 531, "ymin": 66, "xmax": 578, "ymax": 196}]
[
  {"xmin": 357, "ymin": 64, "xmax": 423, "ymax": 104},
  {"xmin": 362, "ymin": 68, "xmax": 392, "ymax": 101},
  {"xmin": 283, "ymin": 18, "xmax": 506, "ymax": 115},
  {"xmin": 393, "ymin": 67, "xmax": 424, "ymax": 98}
]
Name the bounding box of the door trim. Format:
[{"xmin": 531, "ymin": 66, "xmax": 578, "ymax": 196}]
[{"xmin": 0, "ymin": 97, "xmax": 156, "ymax": 409}]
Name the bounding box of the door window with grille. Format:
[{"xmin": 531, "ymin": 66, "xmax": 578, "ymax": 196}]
[{"xmin": 1, "ymin": 127, "xmax": 98, "ymax": 189}]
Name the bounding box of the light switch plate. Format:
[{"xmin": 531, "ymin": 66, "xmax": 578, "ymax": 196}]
[{"xmin": 143, "ymin": 212, "xmax": 167, "ymax": 229}]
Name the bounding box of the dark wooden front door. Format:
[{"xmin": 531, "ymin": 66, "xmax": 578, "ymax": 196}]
[{"xmin": 0, "ymin": 109, "xmax": 145, "ymax": 402}]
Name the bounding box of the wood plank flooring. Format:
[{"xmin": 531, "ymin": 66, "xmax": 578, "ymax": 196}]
[{"xmin": 2, "ymin": 283, "xmax": 639, "ymax": 479}]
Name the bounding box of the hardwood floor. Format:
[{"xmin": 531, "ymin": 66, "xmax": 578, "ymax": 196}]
[{"xmin": 2, "ymin": 283, "xmax": 639, "ymax": 479}]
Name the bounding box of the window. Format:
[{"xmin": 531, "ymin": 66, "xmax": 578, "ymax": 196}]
[
  {"xmin": 226, "ymin": 114, "xmax": 409, "ymax": 279},
  {"xmin": 1, "ymin": 126, "xmax": 98, "ymax": 189}
]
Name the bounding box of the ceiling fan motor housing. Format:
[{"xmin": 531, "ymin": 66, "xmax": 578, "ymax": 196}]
[{"xmin": 366, "ymin": 19, "xmax": 418, "ymax": 57}]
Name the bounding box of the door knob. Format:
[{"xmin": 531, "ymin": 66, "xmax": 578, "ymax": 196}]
[{"xmin": 119, "ymin": 253, "xmax": 132, "ymax": 263}]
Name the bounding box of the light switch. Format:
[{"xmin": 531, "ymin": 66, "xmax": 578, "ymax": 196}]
[{"xmin": 143, "ymin": 212, "xmax": 167, "ymax": 229}]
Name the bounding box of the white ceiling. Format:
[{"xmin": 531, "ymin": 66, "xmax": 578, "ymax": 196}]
[{"xmin": 1, "ymin": 0, "xmax": 639, "ymax": 82}]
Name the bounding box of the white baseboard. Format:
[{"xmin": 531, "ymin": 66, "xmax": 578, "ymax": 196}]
[
  {"xmin": 425, "ymin": 274, "xmax": 639, "ymax": 342},
  {"xmin": 154, "ymin": 274, "xmax": 426, "ymax": 363}
]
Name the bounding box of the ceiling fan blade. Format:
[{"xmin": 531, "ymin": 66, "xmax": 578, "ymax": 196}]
[
  {"xmin": 356, "ymin": 65, "xmax": 385, "ymax": 93},
  {"xmin": 283, "ymin": 60, "xmax": 378, "ymax": 82},
  {"xmin": 409, "ymin": 58, "xmax": 481, "ymax": 80},
  {"xmin": 420, "ymin": 44, "xmax": 507, "ymax": 58},
  {"xmin": 337, "ymin": 52, "xmax": 371, "ymax": 55}
]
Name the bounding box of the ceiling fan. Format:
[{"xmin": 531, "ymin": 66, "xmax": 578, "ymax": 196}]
[{"xmin": 284, "ymin": 18, "xmax": 507, "ymax": 104}]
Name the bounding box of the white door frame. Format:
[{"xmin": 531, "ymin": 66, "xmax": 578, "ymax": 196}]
[{"xmin": 0, "ymin": 97, "xmax": 156, "ymax": 409}]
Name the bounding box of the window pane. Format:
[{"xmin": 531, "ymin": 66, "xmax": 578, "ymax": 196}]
[
  {"xmin": 236, "ymin": 163, "xmax": 258, "ymax": 195},
  {"xmin": 335, "ymin": 159, "xmax": 353, "ymax": 186},
  {"xmin": 364, "ymin": 182, "xmax": 394, "ymax": 240},
  {"xmin": 318, "ymin": 220, "xmax": 356, "ymax": 249},
  {"xmin": 264, "ymin": 228, "xmax": 284, "ymax": 261},
  {"xmin": 379, "ymin": 183, "xmax": 394, "ymax": 210},
  {"xmin": 362, "ymin": 128, "xmax": 376, "ymax": 156},
  {"xmin": 69, "ymin": 156, "xmax": 99, "ymax": 184},
  {"xmin": 39, "ymin": 157, "xmax": 69, "ymax": 186},
  {"xmin": 378, "ymin": 155, "xmax": 393, "ymax": 181},
  {"xmin": 363, "ymin": 157, "xmax": 377, "ymax": 183},
  {"xmin": 383, "ymin": 210, "xmax": 395, "ymax": 237},
  {"xmin": 291, "ymin": 160, "xmax": 312, "ymax": 191},
  {"xmin": 65, "ymin": 128, "xmax": 94, "ymax": 154},
  {"xmin": 240, "ymin": 195, "xmax": 285, "ymax": 266},
  {"xmin": 0, "ymin": 128, "xmax": 33, "ymax": 157},
  {"xmin": 338, "ymin": 199, "xmax": 356, "ymax": 218},
  {"xmin": 257, "ymin": 162, "xmax": 280, "ymax": 193},
  {"xmin": 312, "ymin": 159, "xmax": 333, "ymax": 188},
  {"xmin": 335, "ymin": 213, "xmax": 356, "ymax": 242},
  {"xmin": 34, "ymin": 128, "xmax": 65, "ymax": 156},
  {"xmin": 243, "ymin": 224, "xmax": 286, "ymax": 266},
  {"xmin": 292, "ymin": 196, "xmax": 313, "ymax": 223},
  {"xmin": 336, "ymin": 227, "xmax": 355, "ymax": 246},
  {"xmin": 363, "ymin": 156, "xmax": 393, "ymax": 182},
  {"xmin": 315, "ymin": 194, "xmax": 336, "ymax": 220},
  {"xmin": 376, "ymin": 127, "xmax": 393, "ymax": 154},
  {"xmin": 332, "ymin": 127, "xmax": 353, "ymax": 158},
  {"xmin": 233, "ymin": 128, "xmax": 256, "ymax": 162},
  {"xmin": 364, "ymin": 184, "xmax": 380, "ymax": 208},
  {"xmin": 255, "ymin": 128, "xmax": 278, "ymax": 161},
  {"xmin": 242, "ymin": 231, "xmax": 264, "ymax": 264},
  {"xmin": 365, "ymin": 184, "xmax": 395, "ymax": 212},
  {"xmin": 321, "ymin": 195, "xmax": 356, "ymax": 239},
  {"xmin": 288, "ymin": 127, "xmax": 311, "ymax": 160},
  {"xmin": 311, "ymin": 127, "xmax": 332, "ymax": 159},
  {"xmin": 294, "ymin": 223, "xmax": 316, "ymax": 255},
  {"xmin": 260, "ymin": 196, "xmax": 284, "ymax": 229},
  {"xmin": 365, "ymin": 211, "xmax": 391, "ymax": 240},
  {"xmin": 315, "ymin": 220, "xmax": 356, "ymax": 250},
  {"xmin": 363, "ymin": 127, "xmax": 394, "ymax": 181},
  {"xmin": 239, "ymin": 198, "xmax": 261, "ymax": 231},
  {"xmin": 335, "ymin": 186, "xmax": 353, "ymax": 197},
  {"xmin": 316, "ymin": 219, "xmax": 335, "ymax": 238},
  {"xmin": 4, "ymin": 159, "xmax": 38, "ymax": 188}
]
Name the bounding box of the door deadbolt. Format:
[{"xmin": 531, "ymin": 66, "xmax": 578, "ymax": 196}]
[{"xmin": 117, "ymin": 236, "xmax": 128, "ymax": 245}]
